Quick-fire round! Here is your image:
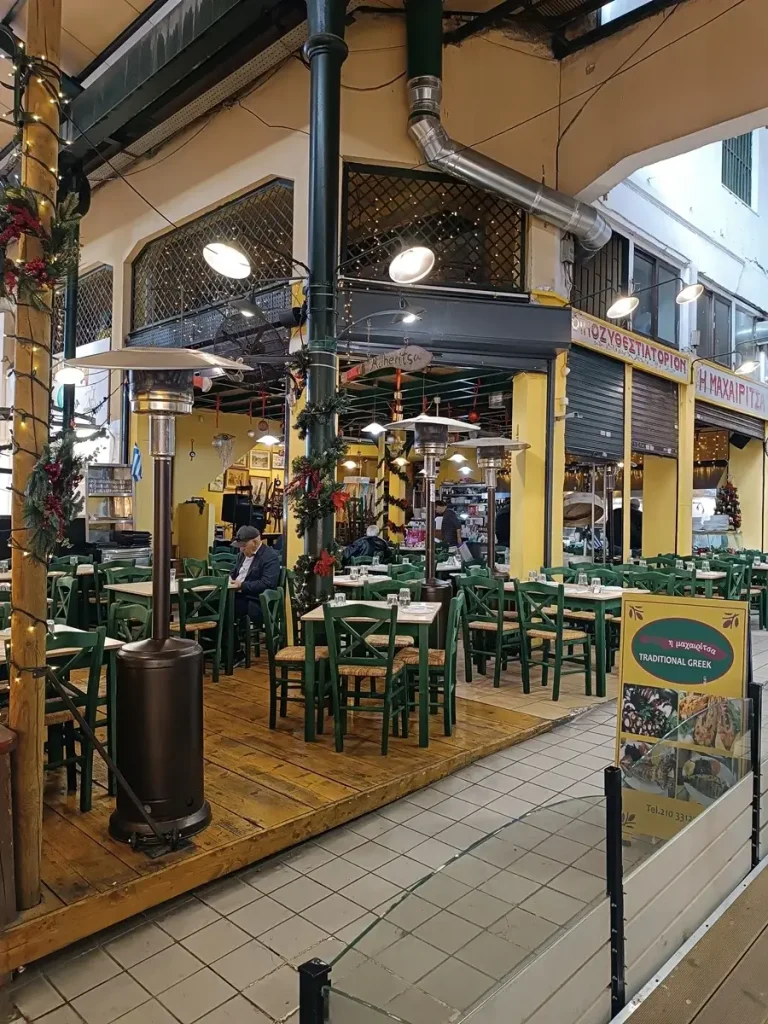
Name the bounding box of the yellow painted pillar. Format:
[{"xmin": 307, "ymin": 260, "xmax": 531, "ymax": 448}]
[
  {"xmin": 729, "ymin": 438, "xmax": 763, "ymax": 550},
  {"xmin": 623, "ymin": 365, "xmax": 633, "ymax": 562},
  {"xmin": 550, "ymin": 353, "xmax": 567, "ymax": 566},
  {"xmin": 764, "ymin": 423, "xmax": 768, "ymax": 550},
  {"xmin": 677, "ymin": 379, "xmax": 695, "ymax": 557},
  {"xmin": 510, "ymin": 372, "xmax": 547, "ymax": 578},
  {"xmin": 642, "ymin": 456, "xmax": 677, "ymax": 557}
]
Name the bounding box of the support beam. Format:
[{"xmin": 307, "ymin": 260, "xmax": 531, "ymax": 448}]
[
  {"xmin": 622, "ymin": 365, "xmax": 632, "ymax": 563},
  {"xmin": 509, "ymin": 372, "xmax": 547, "ymax": 579},
  {"xmin": 677, "ymin": 379, "xmax": 695, "ymax": 557},
  {"xmin": 9, "ymin": 0, "xmax": 62, "ymax": 911},
  {"xmin": 304, "ymin": 0, "xmax": 347, "ymax": 600},
  {"xmin": 444, "ymin": 0, "xmax": 524, "ymax": 45}
]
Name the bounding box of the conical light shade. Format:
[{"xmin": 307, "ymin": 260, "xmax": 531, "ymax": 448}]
[
  {"xmin": 203, "ymin": 241, "xmax": 251, "ymax": 279},
  {"xmin": 606, "ymin": 295, "xmax": 639, "ymax": 319},
  {"xmin": 363, "ymin": 421, "xmax": 386, "ymax": 437},
  {"xmin": 388, "ymin": 247, "xmax": 435, "ymax": 285}
]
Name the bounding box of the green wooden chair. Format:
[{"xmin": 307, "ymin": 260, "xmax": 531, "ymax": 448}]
[
  {"xmin": 107, "ymin": 601, "xmax": 151, "ymax": 643},
  {"xmin": 399, "ymin": 553, "xmax": 425, "ymax": 568},
  {"xmin": 0, "ymin": 601, "xmax": 9, "ymax": 629},
  {"xmin": 50, "ymin": 555, "xmax": 90, "ymax": 571},
  {"xmin": 467, "ymin": 565, "xmax": 492, "ymax": 577},
  {"xmin": 388, "ymin": 565, "xmax": 424, "ymax": 582},
  {"xmin": 362, "ymin": 577, "xmax": 423, "ymax": 602},
  {"xmin": 351, "ymin": 555, "xmax": 374, "ymax": 566},
  {"xmin": 45, "ymin": 627, "xmax": 109, "ymax": 812},
  {"xmin": 514, "ymin": 581, "xmax": 592, "ymax": 701},
  {"xmin": 457, "ymin": 577, "xmax": 522, "ymax": 688},
  {"xmin": 183, "ymin": 557, "xmax": 209, "ymax": 579},
  {"xmin": 172, "ymin": 575, "xmax": 228, "ymax": 681},
  {"xmin": 90, "ymin": 560, "xmax": 137, "ymax": 625},
  {"xmin": 542, "ymin": 566, "xmax": 578, "ymax": 582},
  {"xmin": 399, "ymin": 591, "xmax": 464, "ymax": 737},
  {"xmin": 323, "ymin": 602, "xmax": 409, "ymax": 754},
  {"xmin": 51, "ymin": 575, "xmax": 79, "ymax": 625},
  {"xmin": 623, "ymin": 570, "xmax": 674, "ymax": 594},
  {"xmin": 259, "ymin": 588, "xmax": 329, "ymax": 731},
  {"xmin": 103, "ymin": 565, "xmax": 152, "ymax": 585},
  {"xmin": 285, "ymin": 568, "xmax": 301, "ymax": 645}
]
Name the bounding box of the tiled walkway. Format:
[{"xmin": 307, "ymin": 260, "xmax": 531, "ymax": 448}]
[{"xmin": 6, "ymin": 704, "xmax": 618, "ymax": 1024}]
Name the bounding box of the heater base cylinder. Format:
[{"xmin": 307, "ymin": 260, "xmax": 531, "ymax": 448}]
[
  {"xmin": 109, "ymin": 638, "xmax": 211, "ymax": 844},
  {"xmin": 422, "ymin": 578, "xmax": 452, "ymax": 647}
]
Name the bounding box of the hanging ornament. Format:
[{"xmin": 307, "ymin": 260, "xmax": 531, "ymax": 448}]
[
  {"xmin": 247, "ymin": 398, "xmax": 256, "ymax": 439},
  {"xmin": 467, "ymin": 379, "xmax": 482, "ymax": 424},
  {"xmin": 212, "ymin": 433, "xmax": 236, "ymax": 471},
  {"xmin": 215, "ymin": 394, "xmax": 221, "ymax": 428},
  {"xmin": 189, "ymin": 439, "xmax": 196, "ymax": 461}
]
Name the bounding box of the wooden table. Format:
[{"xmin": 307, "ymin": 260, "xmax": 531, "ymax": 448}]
[
  {"xmin": 0, "ymin": 571, "xmax": 65, "ymax": 585},
  {"xmin": 105, "ymin": 579, "xmax": 238, "ymax": 674},
  {"xmin": 694, "ymin": 570, "xmax": 726, "ymax": 598},
  {"xmin": 505, "ymin": 582, "xmax": 644, "ymax": 698},
  {"xmin": 301, "ymin": 600, "xmax": 441, "ymax": 748}
]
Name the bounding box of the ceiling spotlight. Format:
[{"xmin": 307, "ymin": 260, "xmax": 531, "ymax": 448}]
[
  {"xmin": 606, "ymin": 295, "xmax": 640, "ymax": 320},
  {"xmin": 203, "ymin": 241, "xmax": 251, "ymax": 279},
  {"xmin": 448, "ymin": 453, "xmax": 466, "ymax": 464},
  {"xmin": 343, "ymin": 459, "xmax": 358, "ymax": 470},
  {"xmin": 389, "ymin": 246, "xmax": 435, "ymax": 285},
  {"xmin": 392, "ymin": 298, "xmax": 424, "ymax": 326},
  {"xmin": 257, "ymin": 434, "xmax": 280, "ymax": 446},
  {"xmin": 393, "ymin": 456, "xmax": 409, "ymax": 467},
  {"xmin": 676, "ymin": 282, "xmax": 704, "ymax": 305},
  {"xmin": 53, "ymin": 364, "xmax": 85, "ymax": 386},
  {"xmin": 363, "ymin": 421, "xmax": 386, "ymax": 437},
  {"xmin": 736, "ymin": 357, "xmax": 759, "ymax": 376}
]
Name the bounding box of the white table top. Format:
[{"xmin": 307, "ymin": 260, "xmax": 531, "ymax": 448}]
[
  {"xmin": 0, "ymin": 570, "xmax": 66, "ymax": 584},
  {"xmin": 696, "ymin": 571, "xmax": 726, "ymax": 580},
  {"xmin": 0, "ymin": 624, "xmax": 123, "ymax": 662},
  {"xmin": 504, "ymin": 581, "xmax": 645, "ymax": 602},
  {"xmin": 400, "ymin": 546, "xmax": 425, "ymax": 554},
  {"xmin": 751, "ymin": 562, "xmax": 768, "ymax": 570},
  {"xmin": 302, "ymin": 600, "xmax": 441, "ymax": 624},
  {"xmin": 105, "ymin": 578, "xmax": 237, "ymax": 598}
]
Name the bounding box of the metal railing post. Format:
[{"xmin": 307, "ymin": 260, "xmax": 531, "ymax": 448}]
[
  {"xmin": 299, "ymin": 958, "xmax": 330, "ymax": 1024},
  {"xmin": 748, "ymin": 679, "xmax": 763, "ymax": 868},
  {"xmin": 605, "ymin": 765, "xmax": 626, "ymax": 1015}
]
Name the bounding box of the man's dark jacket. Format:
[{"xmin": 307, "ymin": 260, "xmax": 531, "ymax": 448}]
[{"xmin": 230, "ymin": 544, "xmax": 282, "ymax": 615}]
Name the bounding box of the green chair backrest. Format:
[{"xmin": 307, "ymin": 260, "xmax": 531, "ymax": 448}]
[
  {"xmin": 103, "ymin": 565, "xmax": 152, "ymax": 585},
  {"xmin": 725, "ymin": 562, "xmax": 747, "ymax": 600},
  {"xmin": 445, "ymin": 592, "xmax": 464, "ymax": 685},
  {"xmin": 580, "ymin": 567, "xmax": 621, "ymax": 585},
  {"xmin": 210, "ymin": 564, "xmax": 232, "ymax": 579},
  {"xmin": 624, "ymin": 570, "xmax": 674, "ymax": 594},
  {"xmin": 399, "ymin": 554, "xmax": 425, "ymax": 567},
  {"xmin": 389, "ymin": 565, "xmax": 424, "ymax": 581},
  {"xmin": 259, "ymin": 588, "xmax": 288, "ymax": 662},
  {"xmin": 51, "ymin": 575, "xmax": 78, "ymax": 624},
  {"xmin": 467, "ymin": 565, "xmax": 492, "ymax": 577},
  {"xmin": 177, "ymin": 576, "xmax": 228, "ymax": 632},
  {"xmin": 362, "ymin": 578, "xmax": 423, "ymax": 602},
  {"xmin": 323, "ymin": 602, "xmax": 399, "ymax": 676},
  {"xmin": 0, "ymin": 602, "xmax": 8, "ymax": 629},
  {"xmin": 285, "ymin": 569, "xmax": 300, "ymax": 643},
  {"xmin": 107, "ymin": 601, "xmax": 150, "ymax": 642},
  {"xmin": 648, "ymin": 554, "xmax": 679, "ymax": 567},
  {"xmin": 541, "ymin": 566, "xmax": 578, "ymax": 582},
  {"xmin": 351, "ymin": 555, "xmax": 374, "ymax": 565},
  {"xmin": 456, "ymin": 576, "xmax": 505, "ymax": 627},
  {"xmin": 514, "ymin": 580, "xmax": 564, "ymax": 635},
  {"xmin": 210, "ymin": 552, "xmax": 237, "ymax": 567},
  {"xmin": 46, "ymin": 627, "xmax": 106, "ymax": 699},
  {"xmin": 183, "ymin": 557, "xmax": 209, "ymax": 579},
  {"xmin": 50, "ymin": 555, "xmax": 90, "ymax": 571}
]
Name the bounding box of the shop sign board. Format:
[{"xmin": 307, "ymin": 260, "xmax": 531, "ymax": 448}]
[
  {"xmin": 341, "ymin": 345, "xmax": 433, "ymax": 384},
  {"xmin": 695, "ymin": 361, "xmax": 768, "ymax": 418},
  {"xmin": 571, "ymin": 311, "xmax": 690, "ymax": 383},
  {"xmin": 616, "ymin": 592, "xmax": 748, "ymax": 841}
]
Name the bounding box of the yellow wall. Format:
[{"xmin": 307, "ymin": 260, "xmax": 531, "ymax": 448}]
[
  {"xmin": 551, "ymin": 353, "xmax": 567, "ymax": 564},
  {"xmin": 677, "ymin": 381, "xmax": 696, "ymax": 557},
  {"xmin": 510, "ymin": 373, "xmax": 547, "ymax": 578},
  {"xmin": 729, "ymin": 438, "xmax": 764, "ymax": 551},
  {"xmin": 439, "ymin": 447, "xmax": 479, "ymax": 486},
  {"xmin": 623, "ymin": 366, "xmax": 633, "ymax": 562},
  {"xmin": 642, "ymin": 456, "xmax": 678, "ymax": 557}
]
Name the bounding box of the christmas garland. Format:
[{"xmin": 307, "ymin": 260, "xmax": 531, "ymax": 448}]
[
  {"xmin": 295, "ymin": 394, "xmax": 353, "ymax": 440},
  {"xmin": 386, "ymin": 520, "xmax": 406, "ymax": 536},
  {"xmin": 378, "ymin": 445, "xmax": 409, "ymax": 484},
  {"xmin": 288, "ymin": 346, "xmax": 311, "ymax": 402},
  {"xmin": 24, "ymin": 430, "xmax": 84, "ymax": 560},
  {"xmin": 0, "ymin": 185, "xmax": 81, "ymax": 311}
]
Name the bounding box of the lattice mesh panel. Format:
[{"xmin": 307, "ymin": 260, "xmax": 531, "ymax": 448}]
[
  {"xmin": 342, "ymin": 165, "xmax": 525, "ymax": 292},
  {"xmin": 51, "ymin": 264, "xmax": 113, "ymax": 355},
  {"xmin": 131, "ymin": 179, "xmax": 294, "ymax": 330},
  {"xmin": 571, "ymin": 231, "xmax": 629, "ymax": 321}
]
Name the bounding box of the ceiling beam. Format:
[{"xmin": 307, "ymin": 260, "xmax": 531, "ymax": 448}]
[{"xmin": 444, "ymin": 0, "xmax": 527, "ymax": 46}]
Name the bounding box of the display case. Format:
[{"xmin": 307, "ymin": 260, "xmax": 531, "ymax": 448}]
[{"xmin": 85, "ymin": 464, "xmax": 135, "ymax": 545}]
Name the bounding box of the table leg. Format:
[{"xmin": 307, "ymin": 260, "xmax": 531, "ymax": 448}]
[
  {"xmin": 225, "ymin": 589, "xmax": 235, "ymax": 675},
  {"xmin": 705, "ymin": 580, "xmax": 714, "ymax": 599},
  {"xmin": 304, "ymin": 620, "xmax": 317, "ymax": 743},
  {"xmin": 419, "ymin": 624, "xmax": 429, "ymax": 748},
  {"xmin": 594, "ymin": 606, "xmax": 606, "ymax": 699},
  {"xmin": 107, "ymin": 651, "xmax": 117, "ymax": 797}
]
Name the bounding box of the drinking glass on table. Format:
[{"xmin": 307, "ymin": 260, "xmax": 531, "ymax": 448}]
[
  {"xmin": 169, "ymin": 568, "xmax": 176, "ymax": 585},
  {"xmin": 528, "ymin": 570, "xmax": 537, "ymax": 582},
  {"xmin": 70, "ymin": 556, "xmax": 78, "ymax": 567},
  {"xmin": 387, "ymin": 592, "xmax": 399, "ymax": 609},
  {"xmin": 578, "ymin": 572, "xmax": 588, "ymax": 588},
  {"xmin": 590, "ymin": 577, "xmax": 602, "ymax": 594},
  {"xmin": 46, "ymin": 619, "xmax": 55, "ymax": 634},
  {"xmin": 398, "ymin": 587, "xmax": 411, "ymax": 608},
  {"xmin": 686, "ymin": 560, "xmax": 696, "ymax": 572},
  {"xmin": 372, "ymin": 555, "xmax": 380, "ymax": 566},
  {"xmin": 333, "ymin": 592, "xmax": 346, "ymax": 607},
  {"xmin": 537, "ymin": 573, "xmax": 547, "ymax": 584},
  {"xmin": 639, "ymin": 558, "xmax": 647, "ymax": 568},
  {"xmin": 700, "ymin": 559, "xmax": 710, "ymax": 573},
  {"xmin": 402, "ymin": 556, "xmax": 410, "ymax": 564},
  {"xmin": 675, "ymin": 559, "xmax": 684, "ymax": 570},
  {"xmin": 350, "ymin": 565, "xmax": 360, "ymax": 581}
]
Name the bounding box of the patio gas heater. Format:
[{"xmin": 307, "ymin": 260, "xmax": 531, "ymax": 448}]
[
  {"xmin": 453, "ymin": 436, "xmax": 530, "ymax": 572},
  {"xmin": 385, "ymin": 414, "xmax": 479, "ymax": 638},
  {"xmin": 64, "ymin": 347, "xmax": 243, "ymax": 847}
]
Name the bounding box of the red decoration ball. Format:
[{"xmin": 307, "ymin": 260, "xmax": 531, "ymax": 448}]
[{"xmin": 468, "ymin": 410, "xmax": 480, "ymax": 423}]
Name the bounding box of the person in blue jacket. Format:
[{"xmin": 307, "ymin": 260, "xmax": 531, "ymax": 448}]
[{"xmin": 230, "ymin": 525, "xmax": 281, "ymax": 626}]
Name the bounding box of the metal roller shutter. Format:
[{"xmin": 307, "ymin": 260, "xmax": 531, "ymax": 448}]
[
  {"xmin": 566, "ymin": 348, "xmax": 624, "ymax": 460},
  {"xmin": 632, "ymin": 370, "xmax": 679, "ymax": 457},
  {"xmin": 695, "ymin": 401, "xmax": 764, "ymax": 440}
]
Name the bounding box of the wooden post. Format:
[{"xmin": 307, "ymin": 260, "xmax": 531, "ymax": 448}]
[
  {"xmin": 8, "ymin": 0, "xmax": 62, "ymax": 910},
  {"xmin": 0, "ymin": 727, "xmax": 17, "ymax": 928}
]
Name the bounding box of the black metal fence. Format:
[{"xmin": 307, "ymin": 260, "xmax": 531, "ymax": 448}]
[{"xmin": 52, "ymin": 264, "xmax": 113, "ymax": 354}]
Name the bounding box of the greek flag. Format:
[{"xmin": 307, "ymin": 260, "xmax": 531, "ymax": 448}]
[{"xmin": 131, "ymin": 443, "xmax": 143, "ymax": 482}]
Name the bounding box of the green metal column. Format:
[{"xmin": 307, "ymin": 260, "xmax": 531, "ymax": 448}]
[
  {"xmin": 61, "ymin": 223, "xmax": 79, "ymax": 430},
  {"xmin": 405, "ymin": 0, "xmax": 443, "ymax": 80},
  {"xmin": 304, "ymin": 0, "xmax": 348, "ymax": 600}
]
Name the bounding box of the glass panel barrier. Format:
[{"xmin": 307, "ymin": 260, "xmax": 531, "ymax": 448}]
[{"xmin": 329, "ymin": 794, "xmax": 614, "ymax": 1022}]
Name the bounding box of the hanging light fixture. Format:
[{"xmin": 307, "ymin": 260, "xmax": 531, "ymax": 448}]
[
  {"xmin": 606, "ymin": 280, "xmax": 704, "ymax": 320},
  {"xmin": 393, "ymin": 455, "xmax": 409, "ymax": 467},
  {"xmin": 459, "ymin": 465, "xmax": 472, "ymax": 475},
  {"xmin": 202, "ymin": 241, "xmax": 251, "ymax": 279},
  {"xmin": 257, "ymin": 433, "xmax": 281, "ymax": 445},
  {"xmin": 388, "ymin": 246, "xmax": 435, "ymax": 285},
  {"xmin": 343, "ymin": 459, "xmax": 358, "ymax": 470},
  {"xmin": 736, "ymin": 357, "xmax": 760, "ymax": 376},
  {"xmin": 676, "ymin": 283, "xmax": 704, "ymax": 305},
  {"xmin": 363, "ymin": 421, "xmax": 386, "ymax": 437},
  {"xmin": 448, "ymin": 452, "xmax": 466, "ymax": 464},
  {"xmin": 391, "ymin": 297, "xmax": 425, "ymax": 325},
  {"xmin": 53, "ymin": 364, "xmax": 85, "ymax": 386},
  {"xmin": 606, "ymin": 295, "xmax": 640, "ymax": 320}
]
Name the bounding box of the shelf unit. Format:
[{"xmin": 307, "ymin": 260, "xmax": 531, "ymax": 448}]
[
  {"xmin": 438, "ymin": 482, "xmax": 510, "ymax": 543},
  {"xmin": 85, "ymin": 464, "xmax": 135, "ymax": 546}
]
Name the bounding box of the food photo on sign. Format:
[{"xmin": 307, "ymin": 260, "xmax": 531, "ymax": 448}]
[{"xmin": 615, "ymin": 592, "xmax": 751, "ymax": 840}]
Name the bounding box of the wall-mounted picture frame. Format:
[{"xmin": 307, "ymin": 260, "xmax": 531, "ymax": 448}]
[
  {"xmin": 225, "ymin": 467, "xmax": 249, "ymax": 490},
  {"xmin": 271, "ymin": 448, "xmax": 285, "ymax": 471},
  {"xmin": 250, "ymin": 474, "xmax": 271, "ymax": 504},
  {"xmin": 249, "ymin": 449, "xmax": 271, "ymax": 471},
  {"xmin": 234, "ymin": 454, "xmax": 247, "ymax": 468},
  {"xmin": 208, "ymin": 474, "xmax": 225, "ymax": 493}
]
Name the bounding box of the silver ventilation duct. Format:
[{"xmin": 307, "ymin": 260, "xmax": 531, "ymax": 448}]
[{"xmin": 407, "ymin": 75, "xmax": 611, "ymax": 253}]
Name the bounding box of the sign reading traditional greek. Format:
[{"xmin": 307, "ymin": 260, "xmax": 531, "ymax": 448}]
[
  {"xmin": 616, "ymin": 592, "xmax": 749, "ymax": 841},
  {"xmin": 571, "ymin": 311, "xmax": 690, "ymax": 382},
  {"xmin": 695, "ymin": 362, "xmax": 768, "ymax": 418},
  {"xmin": 341, "ymin": 345, "xmax": 433, "ymax": 384}
]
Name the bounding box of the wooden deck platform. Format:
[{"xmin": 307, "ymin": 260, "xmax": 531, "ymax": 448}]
[{"xmin": 0, "ymin": 664, "xmax": 547, "ymax": 974}]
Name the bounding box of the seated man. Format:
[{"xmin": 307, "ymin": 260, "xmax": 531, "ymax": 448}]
[
  {"xmin": 230, "ymin": 525, "xmax": 281, "ymax": 626},
  {"xmin": 342, "ymin": 524, "xmax": 391, "ymax": 566}
]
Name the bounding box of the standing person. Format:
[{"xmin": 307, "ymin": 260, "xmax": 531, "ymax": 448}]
[
  {"xmin": 436, "ymin": 498, "xmax": 462, "ymax": 548},
  {"xmin": 230, "ymin": 525, "xmax": 281, "ymax": 626}
]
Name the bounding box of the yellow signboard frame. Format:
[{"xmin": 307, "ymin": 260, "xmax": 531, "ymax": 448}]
[{"xmin": 616, "ymin": 592, "xmax": 749, "ymax": 839}]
